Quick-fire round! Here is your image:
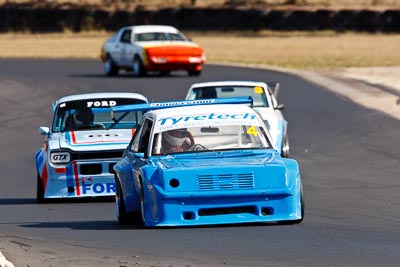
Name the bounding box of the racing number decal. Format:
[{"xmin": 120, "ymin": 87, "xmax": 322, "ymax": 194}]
[
  {"xmin": 254, "ymin": 86, "xmax": 264, "ymax": 94},
  {"xmin": 247, "ymin": 126, "xmax": 258, "ymax": 136}
]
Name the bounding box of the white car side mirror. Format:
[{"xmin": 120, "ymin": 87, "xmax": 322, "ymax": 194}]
[{"xmin": 39, "ymin": 126, "xmax": 50, "ymax": 135}]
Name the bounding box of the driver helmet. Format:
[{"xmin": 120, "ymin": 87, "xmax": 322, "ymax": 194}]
[
  {"xmin": 74, "ymin": 107, "xmax": 94, "ymax": 127},
  {"xmin": 163, "ymin": 128, "xmax": 189, "ymax": 147}
]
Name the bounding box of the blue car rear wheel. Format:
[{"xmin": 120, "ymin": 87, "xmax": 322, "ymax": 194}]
[{"xmin": 140, "ymin": 183, "xmax": 147, "ymax": 226}]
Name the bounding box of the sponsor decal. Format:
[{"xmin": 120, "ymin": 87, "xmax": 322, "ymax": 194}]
[
  {"xmin": 247, "ymin": 125, "xmax": 258, "ymax": 136},
  {"xmin": 158, "ymin": 113, "xmax": 256, "ymax": 126},
  {"xmin": 156, "ymin": 112, "xmax": 259, "ymax": 131},
  {"xmin": 82, "ymin": 182, "xmax": 116, "ymax": 194},
  {"xmin": 66, "ymin": 162, "xmax": 80, "ymax": 196},
  {"xmin": 87, "ymin": 100, "xmax": 117, "ymax": 108},
  {"xmin": 65, "ymin": 130, "xmax": 134, "ymax": 146},
  {"xmin": 151, "ymin": 99, "xmax": 214, "ymax": 108},
  {"xmin": 51, "ymin": 152, "xmax": 70, "ymax": 164},
  {"xmin": 73, "ymin": 162, "xmax": 80, "ymax": 195},
  {"xmin": 42, "ymin": 164, "xmax": 48, "ymax": 192},
  {"xmin": 254, "ymin": 86, "xmax": 264, "ymax": 94},
  {"xmin": 64, "ymin": 165, "xmax": 116, "ymax": 196},
  {"xmin": 55, "ymin": 167, "xmax": 66, "ymax": 173}
]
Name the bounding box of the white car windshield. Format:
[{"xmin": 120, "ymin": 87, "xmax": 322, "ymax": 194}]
[
  {"xmin": 188, "ymin": 86, "xmax": 269, "ymax": 107},
  {"xmin": 134, "ymin": 32, "xmax": 188, "ymax": 42},
  {"xmin": 152, "ymin": 124, "xmax": 271, "ymax": 155},
  {"xmin": 52, "ymin": 98, "xmax": 146, "ymax": 132}
]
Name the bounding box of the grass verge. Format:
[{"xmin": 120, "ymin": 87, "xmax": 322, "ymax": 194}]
[{"xmin": 1, "ymin": 31, "xmax": 399, "ymax": 69}]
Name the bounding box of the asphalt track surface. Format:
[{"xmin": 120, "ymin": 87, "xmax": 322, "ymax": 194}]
[{"xmin": 0, "ymin": 59, "xmax": 399, "ymax": 267}]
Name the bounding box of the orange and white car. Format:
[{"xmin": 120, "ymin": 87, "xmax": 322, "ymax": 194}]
[{"xmin": 100, "ymin": 25, "xmax": 206, "ymax": 77}]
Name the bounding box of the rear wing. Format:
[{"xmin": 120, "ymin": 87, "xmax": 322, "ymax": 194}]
[
  {"xmin": 111, "ymin": 96, "xmax": 253, "ymax": 118},
  {"xmin": 266, "ymin": 82, "xmax": 280, "ymax": 99}
]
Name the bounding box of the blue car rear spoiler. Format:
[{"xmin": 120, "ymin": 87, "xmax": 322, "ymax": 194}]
[{"xmin": 111, "ymin": 96, "xmax": 253, "ymax": 117}]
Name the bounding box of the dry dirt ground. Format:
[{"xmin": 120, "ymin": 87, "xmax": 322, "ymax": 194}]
[
  {"xmin": 1, "ymin": 0, "xmax": 400, "ymax": 10},
  {"xmin": 313, "ymin": 67, "xmax": 400, "ymax": 121},
  {"xmin": 240, "ymin": 64, "xmax": 400, "ymax": 121}
]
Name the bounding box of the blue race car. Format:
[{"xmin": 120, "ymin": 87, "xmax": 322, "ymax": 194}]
[
  {"xmin": 113, "ymin": 97, "xmax": 304, "ymax": 226},
  {"xmin": 35, "ymin": 92, "xmax": 148, "ymax": 202}
]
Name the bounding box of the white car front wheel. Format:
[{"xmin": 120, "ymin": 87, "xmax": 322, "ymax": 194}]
[
  {"xmin": 104, "ymin": 55, "xmax": 119, "ymax": 76},
  {"xmin": 281, "ymin": 134, "xmax": 290, "ymax": 158},
  {"xmin": 132, "ymin": 56, "xmax": 146, "ymax": 77}
]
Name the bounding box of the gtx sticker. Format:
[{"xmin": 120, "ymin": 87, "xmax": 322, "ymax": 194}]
[{"xmin": 51, "ymin": 152, "xmax": 70, "ymax": 164}]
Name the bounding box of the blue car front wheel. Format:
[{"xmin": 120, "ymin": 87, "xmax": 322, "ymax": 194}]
[
  {"xmin": 116, "ymin": 179, "xmax": 135, "ymax": 224},
  {"xmin": 278, "ymin": 183, "xmax": 304, "ymax": 225}
]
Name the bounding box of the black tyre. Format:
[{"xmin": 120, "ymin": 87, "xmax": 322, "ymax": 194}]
[
  {"xmin": 292, "ymin": 183, "xmax": 304, "ymax": 224},
  {"xmin": 160, "ymin": 70, "xmax": 171, "ymax": 76},
  {"xmin": 188, "ymin": 69, "xmax": 201, "ymax": 76},
  {"xmin": 115, "ymin": 179, "xmax": 134, "ymax": 224},
  {"xmin": 36, "ymin": 172, "xmax": 44, "ymax": 204},
  {"xmin": 281, "ymin": 133, "xmax": 290, "ymax": 158},
  {"xmin": 132, "ymin": 56, "xmax": 146, "ymax": 77},
  {"xmin": 104, "ymin": 54, "xmax": 119, "ymax": 76},
  {"xmin": 278, "ymin": 183, "xmax": 304, "ymax": 225},
  {"xmin": 140, "ymin": 183, "xmax": 147, "ymax": 226}
]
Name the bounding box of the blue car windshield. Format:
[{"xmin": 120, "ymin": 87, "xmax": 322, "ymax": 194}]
[
  {"xmin": 52, "ymin": 98, "xmax": 146, "ymax": 132},
  {"xmin": 152, "ymin": 124, "xmax": 272, "ymax": 155}
]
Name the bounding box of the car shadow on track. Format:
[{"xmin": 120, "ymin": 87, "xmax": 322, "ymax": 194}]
[
  {"xmin": 69, "ymin": 71, "xmax": 192, "ymax": 79},
  {"xmin": 0, "ymin": 197, "xmax": 113, "ymax": 205},
  {"xmin": 20, "ymin": 220, "xmax": 145, "ymax": 230},
  {"xmin": 19, "ymin": 221, "xmax": 287, "ymax": 231},
  {"xmin": 0, "ymin": 198, "xmax": 37, "ymax": 205}
]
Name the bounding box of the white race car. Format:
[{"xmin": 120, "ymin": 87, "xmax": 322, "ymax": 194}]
[
  {"xmin": 35, "ymin": 92, "xmax": 148, "ymax": 202},
  {"xmin": 186, "ymin": 81, "xmax": 289, "ymax": 157},
  {"xmin": 100, "ymin": 25, "xmax": 206, "ymax": 77}
]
